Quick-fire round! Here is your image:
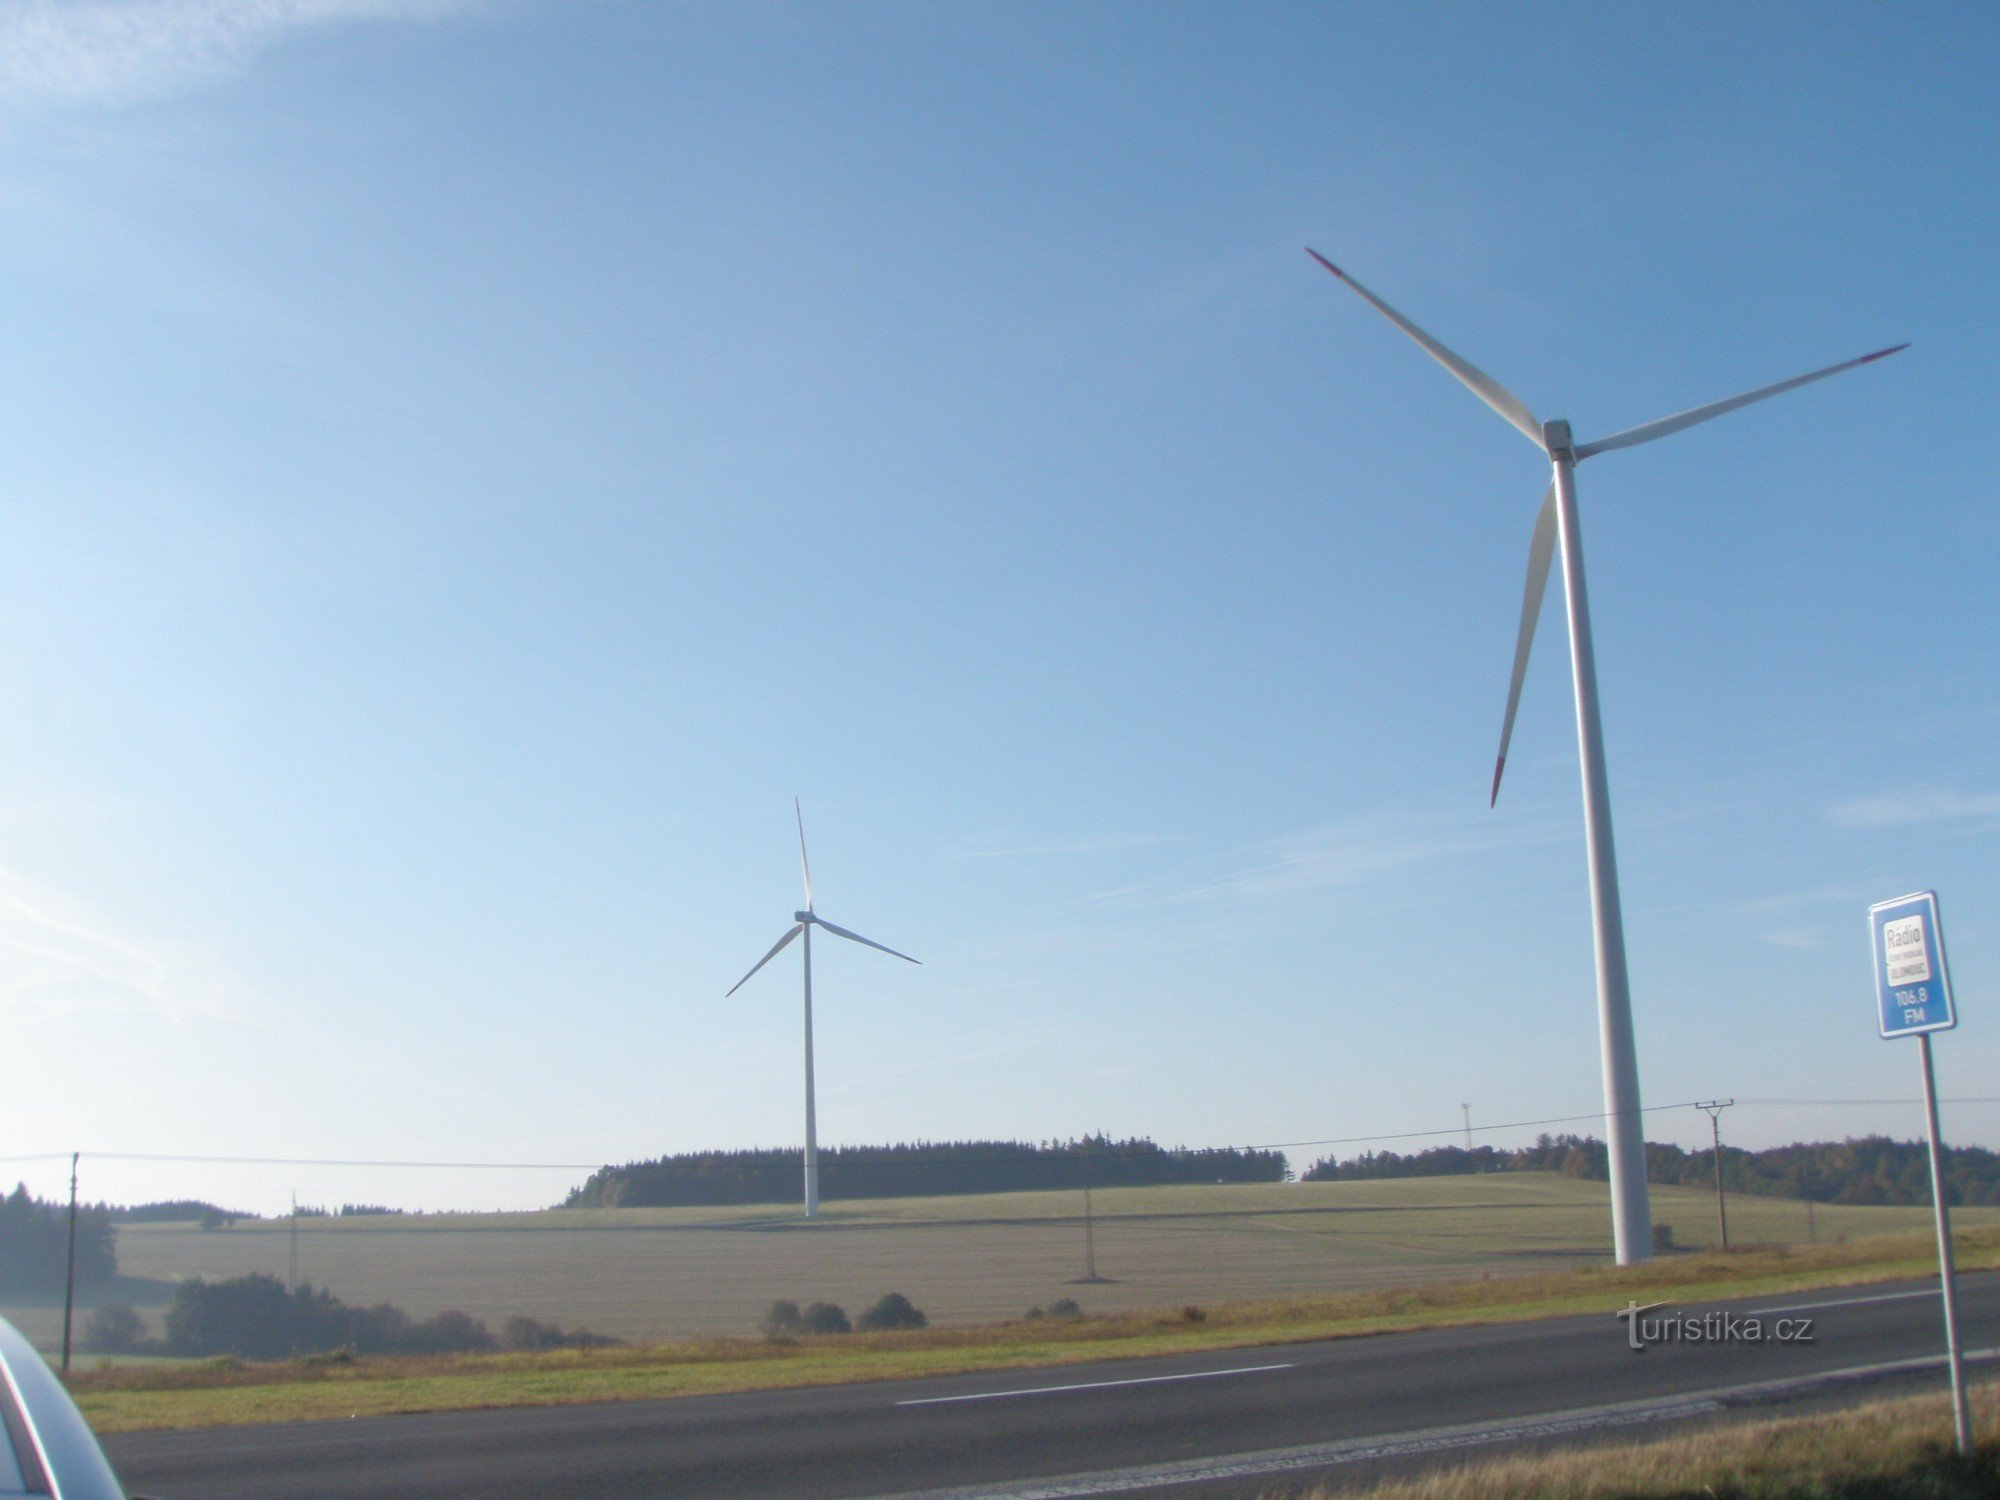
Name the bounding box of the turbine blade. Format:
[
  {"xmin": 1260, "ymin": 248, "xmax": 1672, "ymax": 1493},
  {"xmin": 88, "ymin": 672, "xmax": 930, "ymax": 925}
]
[
  {"xmin": 1307, "ymin": 248, "xmax": 1545, "ymax": 451},
  {"xmin": 1491, "ymin": 484, "xmax": 1558, "ymax": 807},
  {"xmin": 794, "ymin": 798, "xmax": 813, "ymax": 911},
  {"xmin": 726, "ymin": 923, "xmax": 803, "ymax": 997},
  {"xmin": 813, "ymin": 917, "xmax": 920, "ymax": 966},
  {"xmin": 1574, "ymin": 344, "xmax": 1908, "ymax": 460}
]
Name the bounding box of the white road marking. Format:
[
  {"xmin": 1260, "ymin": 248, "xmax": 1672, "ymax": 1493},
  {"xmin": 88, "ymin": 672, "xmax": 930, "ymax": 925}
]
[
  {"xmin": 1746, "ymin": 1287, "xmax": 1941, "ymax": 1317},
  {"xmin": 874, "ymin": 1347, "xmax": 2000, "ymax": 1499},
  {"xmin": 895, "ymin": 1363, "xmax": 1295, "ymax": 1407},
  {"xmin": 876, "ymin": 1397, "xmax": 1722, "ymax": 1497}
]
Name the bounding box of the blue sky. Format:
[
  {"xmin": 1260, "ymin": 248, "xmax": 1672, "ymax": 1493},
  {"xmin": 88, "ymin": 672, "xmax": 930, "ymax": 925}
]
[{"xmin": 0, "ymin": 1, "xmax": 1993, "ymax": 1217}]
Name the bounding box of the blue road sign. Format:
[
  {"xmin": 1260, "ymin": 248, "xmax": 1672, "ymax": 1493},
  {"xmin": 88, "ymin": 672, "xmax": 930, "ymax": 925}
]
[{"xmin": 1869, "ymin": 890, "xmax": 1956, "ymax": 1039}]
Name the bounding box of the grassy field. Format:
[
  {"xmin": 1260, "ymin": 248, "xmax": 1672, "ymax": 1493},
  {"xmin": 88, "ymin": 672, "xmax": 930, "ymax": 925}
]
[
  {"xmin": 1273, "ymin": 1380, "xmax": 2000, "ymax": 1498},
  {"xmin": 7, "ymin": 1174, "xmax": 1991, "ymax": 1353},
  {"xmin": 64, "ymin": 1227, "xmax": 2000, "ymax": 1433}
]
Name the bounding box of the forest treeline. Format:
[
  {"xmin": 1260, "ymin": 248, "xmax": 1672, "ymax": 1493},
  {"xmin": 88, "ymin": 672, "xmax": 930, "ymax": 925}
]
[
  {"xmin": 0, "ymin": 1186, "xmax": 115, "ymax": 1295},
  {"xmin": 565, "ymin": 1136, "xmax": 1289, "ymax": 1208},
  {"xmin": 1301, "ymin": 1133, "xmax": 2000, "ymax": 1206},
  {"xmin": 85, "ymin": 1276, "xmax": 614, "ymax": 1360}
]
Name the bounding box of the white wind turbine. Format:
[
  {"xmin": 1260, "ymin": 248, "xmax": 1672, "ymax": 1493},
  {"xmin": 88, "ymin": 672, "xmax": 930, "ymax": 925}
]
[
  {"xmin": 726, "ymin": 800, "xmax": 919, "ymax": 1219},
  {"xmin": 1309, "ymin": 249, "xmax": 1904, "ymax": 1265}
]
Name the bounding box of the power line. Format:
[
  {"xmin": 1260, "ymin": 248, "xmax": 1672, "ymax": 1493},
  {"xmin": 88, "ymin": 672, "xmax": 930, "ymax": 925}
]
[
  {"xmin": 0, "ymin": 1152, "xmax": 599, "ymax": 1170},
  {"xmin": 1737, "ymin": 1097, "xmax": 2000, "ymax": 1107},
  {"xmin": 97, "ymin": 1152, "xmax": 605, "ymax": 1170},
  {"xmin": 3, "ymin": 1095, "xmax": 1993, "ymax": 1176},
  {"xmin": 1250, "ymin": 1100, "xmax": 1707, "ymax": 1152}
]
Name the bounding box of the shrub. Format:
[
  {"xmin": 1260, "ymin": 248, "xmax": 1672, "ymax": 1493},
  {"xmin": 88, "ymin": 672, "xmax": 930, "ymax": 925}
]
[
  {"xmin": 164, "ymin": 1275, "xmax": 494, "ymax": 1359},
  {"xmin": 347, "ymin": 1303, "xmax": 413, "ymax": 1354},
  {"xmin": 1022, "ymin": 1305, "xmax": 1045, "ymax": 1321},
  {"xmin": 857, "ymin": 1292, "xmax": 927, "ymax": 1332},
  {"xmin": 84, "ymin": 1303, "xmax": 147, "ymax": 1355},
  {"xmin": 1180, "ymin": 1304, "xmax": 1205, "ymax": 1323},
  {"xmin": 501, "ymin": 1315, "xmax": 617, "ymax": 1351},
  {"xmin": 166, "ymin": 1274, "xmax": 301, "ymax": 1359},
  {"xmin": 761, "ymin": 1299, "xmax": 804, "ymax": 1338},
  {"xmin": 404, "ymin": 1310, "xmax": 495, "ymax": 1355},
  {"xmin": 801, "ymin": 1301, "xmax": 850, "ymax": 1335},
  {"xmin": 1652, "ymin": 1222, "xmax": 1677, "ymax": 1254},
  {"xmin": 503, "ymin": 1316, "xmax": 567, "ymax": 1351},
  {"xmin": 1046, "ymin": 1297, "xmax": 1081, "ymax": 1319}
]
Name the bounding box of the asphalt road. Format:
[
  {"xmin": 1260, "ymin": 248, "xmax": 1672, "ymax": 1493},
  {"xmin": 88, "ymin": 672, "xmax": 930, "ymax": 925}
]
[{"xmin": 105, "ymin": 1271, "xmax": 1999, "ymax": 1499}]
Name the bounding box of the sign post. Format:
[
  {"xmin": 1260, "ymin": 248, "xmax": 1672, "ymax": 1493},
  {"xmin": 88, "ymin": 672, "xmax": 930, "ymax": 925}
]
[{"xmin": 1868, "ymin": 890, "xmax": 1970, "ymax": 1455}]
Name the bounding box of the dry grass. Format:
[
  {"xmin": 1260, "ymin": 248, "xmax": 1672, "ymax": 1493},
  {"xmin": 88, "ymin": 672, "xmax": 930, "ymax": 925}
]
[
  {"xmin": 1268, "ymin": 1381, "xmax": 2000, "ymax": 1498},
  {"xmin": 65, "ymin": 1224, "xmax": 2000, "ymax": 1434}
]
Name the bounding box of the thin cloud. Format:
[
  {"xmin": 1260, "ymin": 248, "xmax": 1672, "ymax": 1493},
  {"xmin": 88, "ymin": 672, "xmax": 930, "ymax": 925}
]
[
  {"xmin": 0, "ymin": 0, "xmax": 470, "ymax": 107},
  {"xmin": 955, "ymin": 832, "xmax": 1188, "ymax": 861},
  {"xmin": 1827, "ymin": 788, "xmax": 2000, "ymax": 830},
  {"xmin": 1071, "ymin": 807, "xmax": 1566, "ymax": 915},
  {"xmin": 0, "ymin": 866, "xmax": 249, "ymax": 1023},
  {"xmin": 1636, "ymin": 887, "xmax": 1859, "ymax": 919},
  {"xmin": 1758, "ymin": 929, "xmax": 1818, "ymax": 950}
]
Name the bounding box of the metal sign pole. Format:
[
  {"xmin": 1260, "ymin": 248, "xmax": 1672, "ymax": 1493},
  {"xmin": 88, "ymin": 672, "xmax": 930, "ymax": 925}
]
[
  {"xmin": 1869, "ymin": 890, "xmax": 1968, "ymax": 1458},
  {"xmin": 1917, "ymin": 1032, "xmax": 1971, "ymax": 1455}
]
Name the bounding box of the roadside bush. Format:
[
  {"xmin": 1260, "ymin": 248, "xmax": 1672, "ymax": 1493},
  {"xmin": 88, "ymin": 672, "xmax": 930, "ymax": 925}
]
[
  {"xmin": 501, "ymin": 1315, "xmax": 618, "ymax": 1351},
  {"xmin": 1022, "ymin": 1305, "xmax": 1045, "ymax": 1321},
  {"xmin": 856, "ymin": 1292, "xmax": 927, "ymax": 1332},
  {"xmin": 761, "ymin": 1300, "xmax": 804, "ymax": 1338},
  {"xmin": 1652, "ymin": 1222, "xmax": 1677, "ymax": 1254},
  {"xmin": 801, "ymin": 1301, "xmax": 850, "ymax": 1335},
  {"xmin": 164, "ymin": 1275, "xmax": 494, "ymax": 1359},
  {"xmin": 84, "ymin": 1303, "xmax": 148, "ymax": 1355},
  {"xmin": 1046, "ymin": 1298, "xmax": 1081, "ymax": 1319},
  {"xmin": 403, "ymin": 1310, "xmax": 495, "ymax": 1355},
  {"xmin": 347, "ymin": 1303, "xmax": 414, "ymax": 1353},
  {"xmin": 167, "ymin": 1274, "xmax": 300, "ymax": 1359},
  {"xmin": 503, "ymin": 1316, "xmax": 567, "ymax": 1351}
]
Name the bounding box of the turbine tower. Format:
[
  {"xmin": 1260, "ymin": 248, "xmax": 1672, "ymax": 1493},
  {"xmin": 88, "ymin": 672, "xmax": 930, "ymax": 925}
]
[
  {"xmin": 726, "ymin": 800, "xmax": 919, "ymax": 1218},
  {"xmin": 1309, "ymin": 249, "xmax": 1903, "ymax": 1265}
]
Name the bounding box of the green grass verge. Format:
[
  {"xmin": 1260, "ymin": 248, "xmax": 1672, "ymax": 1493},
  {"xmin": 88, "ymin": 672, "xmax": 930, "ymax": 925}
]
[
  {"xmin": 1273, "ymin": 1381, "xmax": 2000, "ymax": 1498},
  {"xmin": 69, "ymin": 1225, "xmax": 2000, "ymax": 1434}
]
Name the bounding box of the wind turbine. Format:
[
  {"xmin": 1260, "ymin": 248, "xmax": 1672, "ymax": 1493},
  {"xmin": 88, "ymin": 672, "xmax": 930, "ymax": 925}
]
[
  {"xmin": 726, "ymin": 800, "xmax": 919, "ymax": 1218},
  {"xmin": 1308, "ymin": 248, "xmax": 1904, "ymax": 1266}
]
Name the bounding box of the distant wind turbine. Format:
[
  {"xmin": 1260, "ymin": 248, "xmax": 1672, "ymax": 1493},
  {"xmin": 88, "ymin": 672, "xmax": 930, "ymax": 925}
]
[
  {"xmin": 1309, "ymin": 248, "xmax": 1904, "ymax": 1266},
  {"xmin": 726, "ymin": 800, "xmax": 919, "ymax": 1219}
]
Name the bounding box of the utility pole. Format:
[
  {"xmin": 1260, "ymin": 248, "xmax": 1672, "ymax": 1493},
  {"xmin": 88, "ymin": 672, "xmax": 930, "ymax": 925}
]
[
  {"xmin": 288, "ymin": 1190, "xmax": 299, "ymax": 1292},
  {"xmin": 1461, "ymin": 1104, "xmax": 1473, "ymax": 1152},
  {"xmin": 1083, "ymin": 1175, "xmax": 1097, "ymax": 1283},
  {"xmin": 1695, "ymin": 1101, "xmax": 1734, "ymax": 1250},
  {"xmin": 1076, "ymin": 1142, "xmax": 1104, "ymax": 1284},
  {"xmin": 61, "ymin": 1153, "xmax": 79, "ymax": 1374},
  {"xmin": 1802, "ymin": 1167, "xmax": 1817, "ymax": 1244}
]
